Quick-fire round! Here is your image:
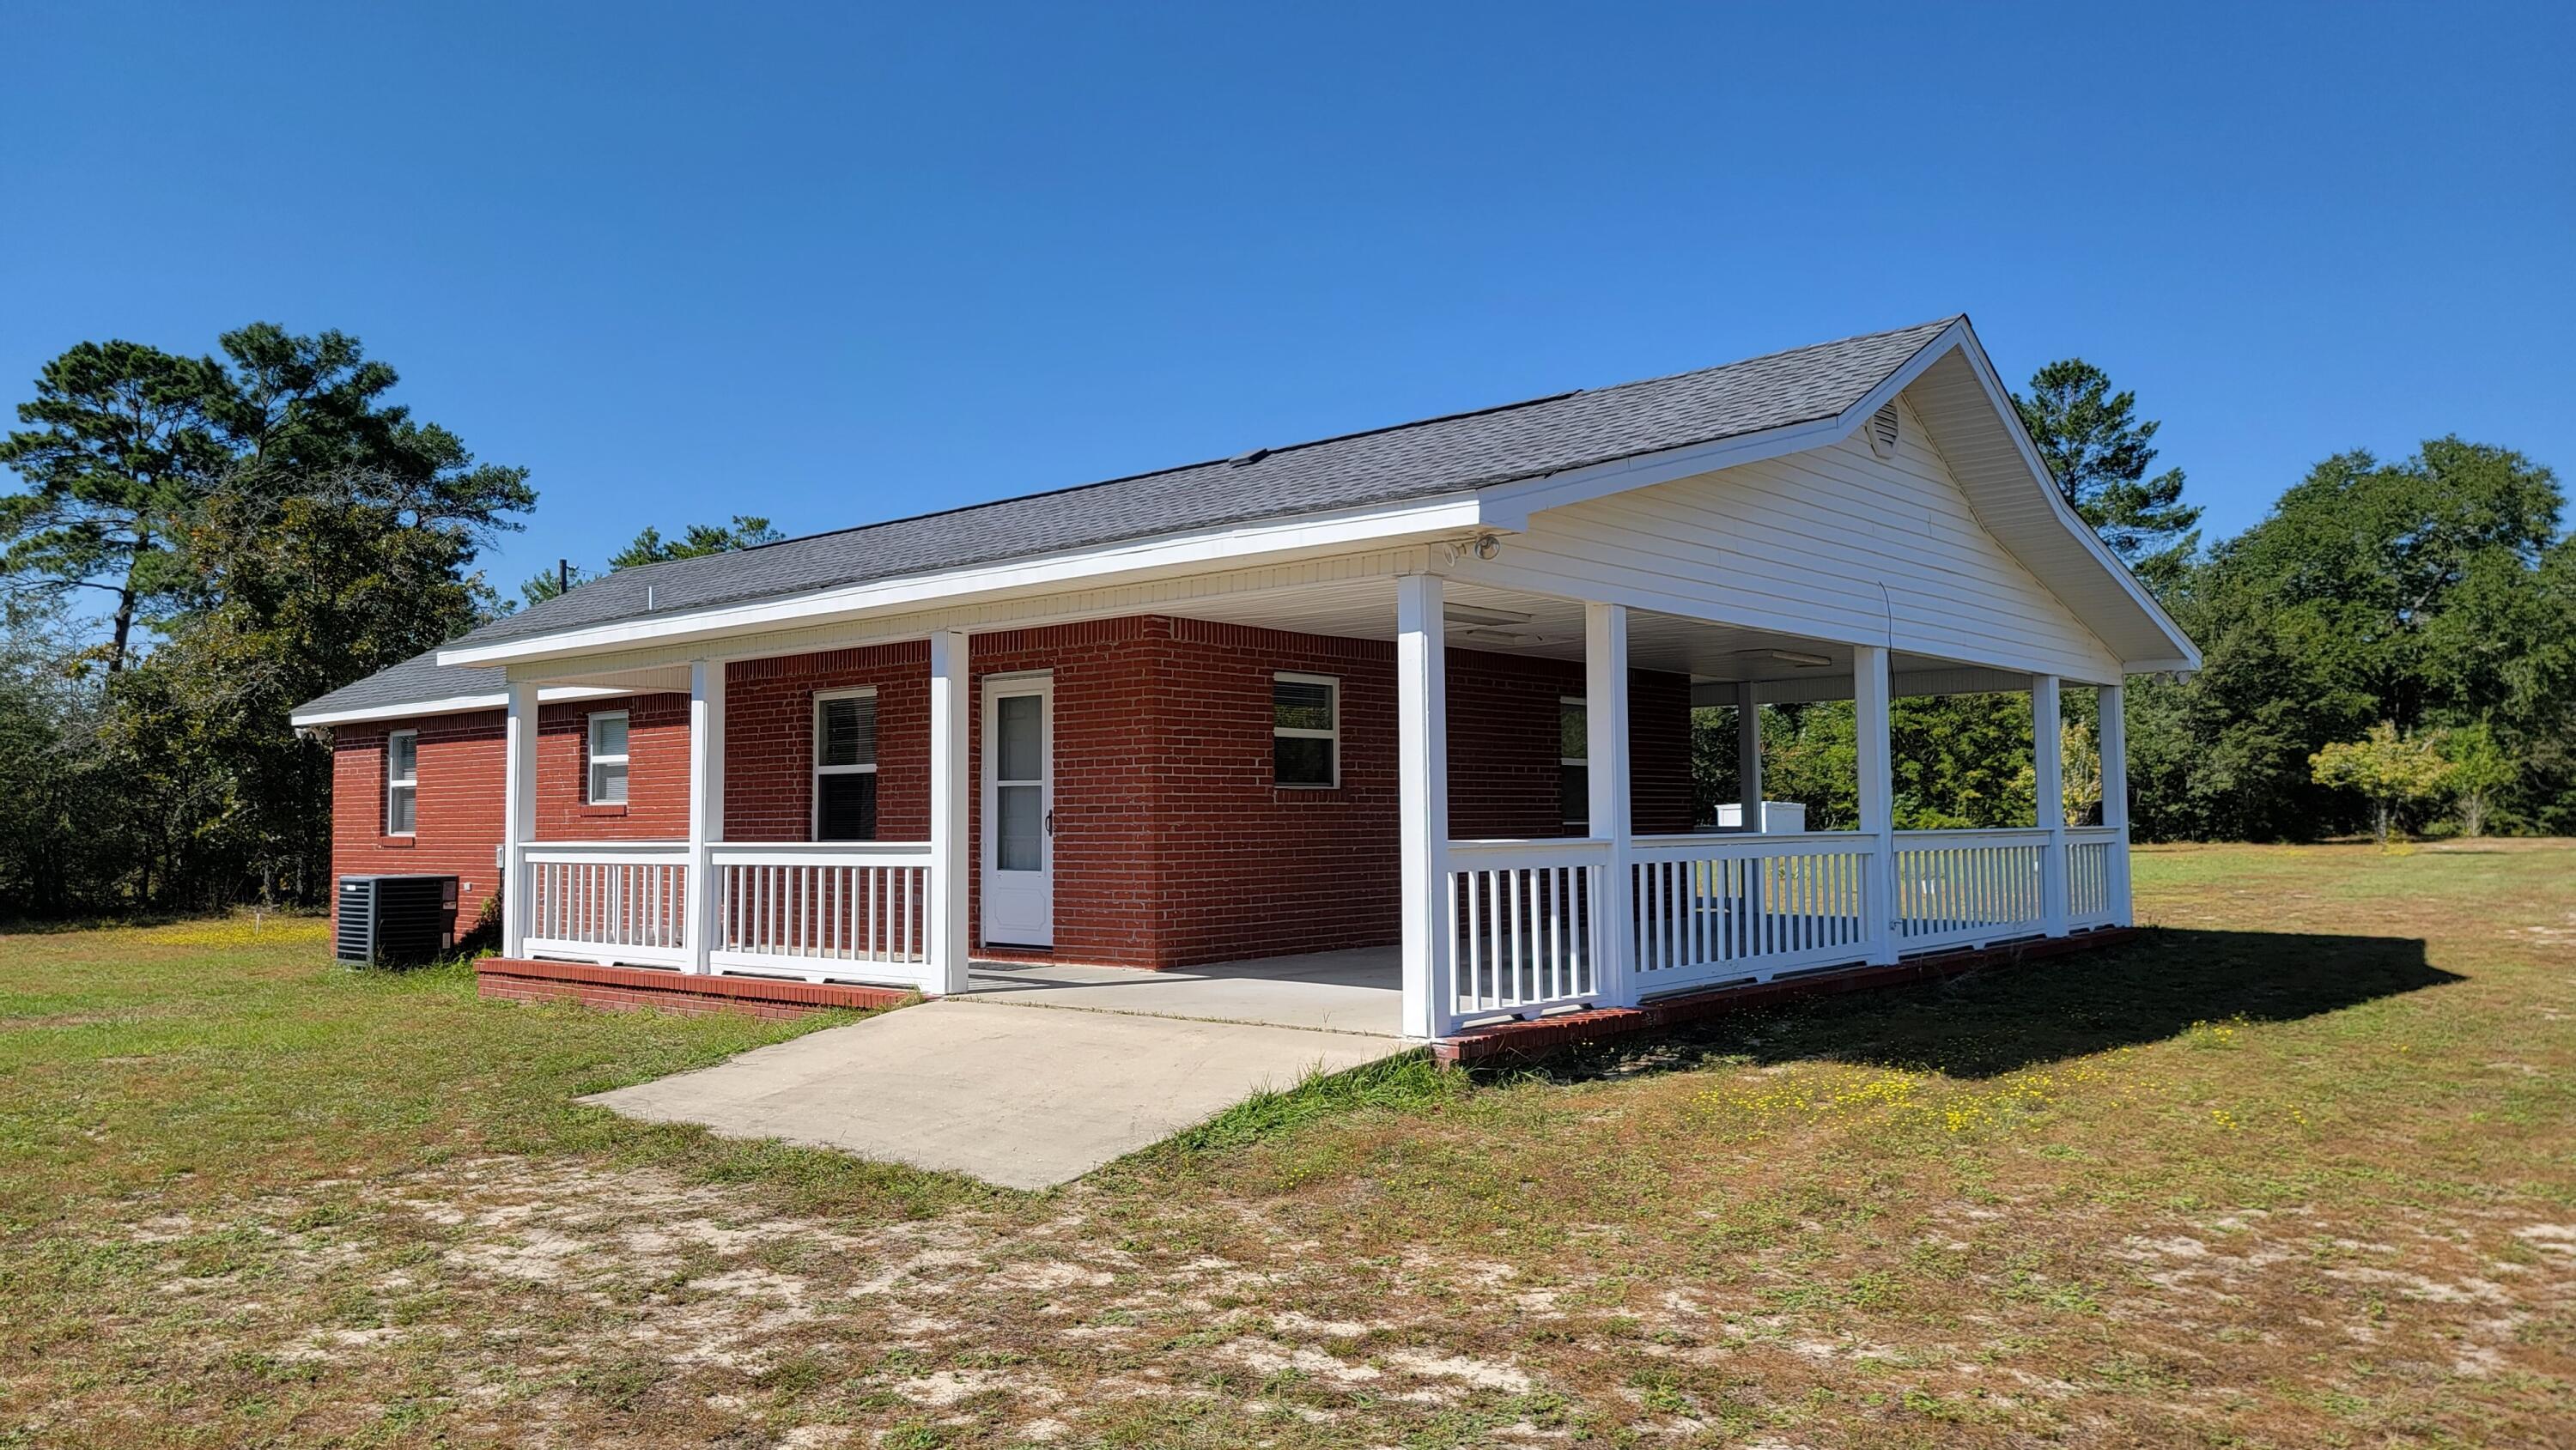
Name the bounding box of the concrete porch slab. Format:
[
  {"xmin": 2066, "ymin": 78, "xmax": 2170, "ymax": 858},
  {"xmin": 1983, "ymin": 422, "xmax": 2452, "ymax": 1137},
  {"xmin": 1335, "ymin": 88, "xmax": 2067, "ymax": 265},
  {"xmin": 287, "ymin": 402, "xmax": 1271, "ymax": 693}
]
[
  {"xmin": 964, "ymin": 947, "xmax": 1403, "ymax": 1037},
  {"xmin": 582, "ymin": 998, "xmax": 1400, "ymax": 1189}
]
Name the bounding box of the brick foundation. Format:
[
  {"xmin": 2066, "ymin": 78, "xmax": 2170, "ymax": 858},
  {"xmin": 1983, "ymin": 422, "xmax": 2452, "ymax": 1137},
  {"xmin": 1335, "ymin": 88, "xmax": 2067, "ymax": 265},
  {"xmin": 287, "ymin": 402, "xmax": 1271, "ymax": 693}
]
[
  {"xmin": 474, "ymin": 956, "xmax": 916, "ymax": 1020},
  {"xmin": 1431, "ymin": 927, "xmax": 2141, "ymax": 1066}
]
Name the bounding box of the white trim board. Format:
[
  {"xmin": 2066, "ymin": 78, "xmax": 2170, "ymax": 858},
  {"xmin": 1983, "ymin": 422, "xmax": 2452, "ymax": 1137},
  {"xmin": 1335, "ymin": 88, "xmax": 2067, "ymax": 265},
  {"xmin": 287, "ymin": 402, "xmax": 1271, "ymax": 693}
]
[
  {"xmin": 290, "ymin": 684, "xmax": 631, "ymax": 730},
  {"xmin": 442, "ymin": 496, "xmax": 1493, "ymax": 669}
]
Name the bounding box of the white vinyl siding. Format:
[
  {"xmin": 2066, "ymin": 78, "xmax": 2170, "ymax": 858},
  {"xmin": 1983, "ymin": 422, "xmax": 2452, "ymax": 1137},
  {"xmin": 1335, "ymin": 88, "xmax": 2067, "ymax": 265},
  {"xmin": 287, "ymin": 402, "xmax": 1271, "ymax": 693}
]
[
  {"xmin": 1273, "ymin": 673, "xmax": 1339, "ymax": 788},
  {"xmin": 812, "ymin": 689, "xmax": 879, "ymax": 841},
  {"xmin": 586, "ymin": 712, "xmax": 629, "ymax": 804},
  {"xmin": 385, "ymin": 730, "xmax": 417, "ymax": 835},
  {"xmin": 1461, "ymin": 397, "xmax": 2123, "ymax": 683}
]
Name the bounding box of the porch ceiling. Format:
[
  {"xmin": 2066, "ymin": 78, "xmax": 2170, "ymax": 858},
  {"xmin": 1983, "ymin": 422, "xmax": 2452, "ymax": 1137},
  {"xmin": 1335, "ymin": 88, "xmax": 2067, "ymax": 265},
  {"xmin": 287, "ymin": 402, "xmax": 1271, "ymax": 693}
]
[
  {"xmin": 1151, "ymin": 579, "xmax": 2036, "ymax": 699},
  {"xmin": 536, "ymin": 663, "xmax": 694, "ymax": 695}
]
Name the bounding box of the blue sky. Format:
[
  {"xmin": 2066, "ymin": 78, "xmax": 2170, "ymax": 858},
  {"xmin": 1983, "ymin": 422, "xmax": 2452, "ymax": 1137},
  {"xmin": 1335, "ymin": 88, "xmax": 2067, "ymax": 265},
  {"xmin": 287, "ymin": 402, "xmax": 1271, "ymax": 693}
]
[{"xmin": 6, "ymin": 2, "xmax": 2570, "ymax": 603}]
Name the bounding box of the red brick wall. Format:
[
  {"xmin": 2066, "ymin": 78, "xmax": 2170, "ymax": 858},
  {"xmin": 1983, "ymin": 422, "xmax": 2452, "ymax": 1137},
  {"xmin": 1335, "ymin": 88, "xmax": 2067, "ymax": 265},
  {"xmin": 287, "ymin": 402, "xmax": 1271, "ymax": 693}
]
[
  {"xmin": 328, "ymin": 616, "xmax": 1697, "ymax": 969},
  {"xmin": 969, "ymin": 620, "xmax": 1168, "ymax": 966},
  {"xmin": 329, "ymin": 692, "xmax": 683, "ymax": 938},
  {"xmin": 724, "ymin": 641, "xmax": 930, "ymax": 842},
  {"xmin": 1443, "ymin": 651, "xmax": 1694, "ymax": 840},
  {"xmin": 538, "ymin": 694, "xmax": 691, "ymax": 840},
  {"xmin": 1144, "ymin": 618, "xmax": 1401, "ymax": 966},
  {"xmin": 331, "ymin": 712, "xmax": 507, "ymax": 932}
]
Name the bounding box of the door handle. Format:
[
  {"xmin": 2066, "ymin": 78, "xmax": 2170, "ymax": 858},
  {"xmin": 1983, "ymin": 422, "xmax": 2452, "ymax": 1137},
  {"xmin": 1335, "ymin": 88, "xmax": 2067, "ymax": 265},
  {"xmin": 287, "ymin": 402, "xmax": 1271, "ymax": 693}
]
[{"xmin": 1044, "ymin": 809, "xmax": 1057, "ymax": 837}]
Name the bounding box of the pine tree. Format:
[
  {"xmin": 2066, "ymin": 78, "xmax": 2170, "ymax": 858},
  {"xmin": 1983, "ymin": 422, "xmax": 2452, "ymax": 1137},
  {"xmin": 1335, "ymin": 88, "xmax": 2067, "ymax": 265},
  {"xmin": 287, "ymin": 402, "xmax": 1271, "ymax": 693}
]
[{"xmin": 2015, "ymin": 359, "xmax": 2203, "ymax": 593}]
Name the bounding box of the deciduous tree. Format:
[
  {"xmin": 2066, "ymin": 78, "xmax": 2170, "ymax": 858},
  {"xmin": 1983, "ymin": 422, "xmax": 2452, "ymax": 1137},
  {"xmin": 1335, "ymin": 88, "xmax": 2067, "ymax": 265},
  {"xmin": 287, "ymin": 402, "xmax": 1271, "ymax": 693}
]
[{"xmin": 2310, "ymin": 723, "xmax": 2451, "ymax": 846}]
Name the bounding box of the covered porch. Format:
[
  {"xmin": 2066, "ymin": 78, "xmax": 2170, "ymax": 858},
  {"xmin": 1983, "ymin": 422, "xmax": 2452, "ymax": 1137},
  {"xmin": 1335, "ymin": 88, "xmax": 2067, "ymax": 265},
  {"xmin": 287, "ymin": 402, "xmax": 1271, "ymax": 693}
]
[{"xmin": 487, "ymin": 563, "xmax": 2135, "ymax": 1045}]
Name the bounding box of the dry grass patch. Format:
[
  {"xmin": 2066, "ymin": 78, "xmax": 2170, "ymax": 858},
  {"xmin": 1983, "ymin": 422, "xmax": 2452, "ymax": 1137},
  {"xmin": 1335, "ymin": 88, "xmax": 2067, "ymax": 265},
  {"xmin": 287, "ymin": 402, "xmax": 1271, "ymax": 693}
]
[{"xmin": 3, "ymin": 842, "xmax": 2573, "ymax": 1446}]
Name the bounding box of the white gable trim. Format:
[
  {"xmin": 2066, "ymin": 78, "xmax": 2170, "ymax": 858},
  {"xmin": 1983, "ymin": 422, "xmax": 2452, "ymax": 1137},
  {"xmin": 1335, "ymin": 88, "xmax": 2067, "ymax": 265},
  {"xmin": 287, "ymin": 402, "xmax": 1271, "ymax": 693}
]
[
  {"xmin": 1486, "ymin": 319, "xmax": 2196, "ymax": 673},
  {"xmin": 1479, "ymin": 319, "xmax": 1967, "ymax": 519},
  {"xmin": 1935, "ymin": 329, "xmax": 2199, "ymax": 671},
  {"xmin": 289, "ymin": 684, "xmax": 629, "ymax": 730}
]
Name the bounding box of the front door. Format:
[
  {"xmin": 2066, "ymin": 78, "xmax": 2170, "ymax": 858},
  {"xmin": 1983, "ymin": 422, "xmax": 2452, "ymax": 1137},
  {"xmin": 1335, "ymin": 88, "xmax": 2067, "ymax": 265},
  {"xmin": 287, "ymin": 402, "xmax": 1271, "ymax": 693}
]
[{"xmin": 980, "ymin": 674, "xmax": 1054, "ymax": 947}]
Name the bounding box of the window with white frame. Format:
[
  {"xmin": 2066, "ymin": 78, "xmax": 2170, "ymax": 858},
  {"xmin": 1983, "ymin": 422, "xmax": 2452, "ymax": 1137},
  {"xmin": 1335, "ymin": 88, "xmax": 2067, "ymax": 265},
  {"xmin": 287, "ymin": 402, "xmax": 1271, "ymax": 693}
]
[
  {"xmin": 1273, "ymin": 673, "xmax": 1339, "ymax": 788},
  {"xmin": 813, "ymin": 689, "xmax": 879, "ymax": 840},
  {"xmin": 1560, "ymin": 697, "xmax": 1589, "ymax": 828},
  {"xmin": 586, "ymin": 711, "xmax": 629, "ymax": 804},
  {"xmin": 385, "ymin": 730, "xmax": 418, "ymax": 835}
]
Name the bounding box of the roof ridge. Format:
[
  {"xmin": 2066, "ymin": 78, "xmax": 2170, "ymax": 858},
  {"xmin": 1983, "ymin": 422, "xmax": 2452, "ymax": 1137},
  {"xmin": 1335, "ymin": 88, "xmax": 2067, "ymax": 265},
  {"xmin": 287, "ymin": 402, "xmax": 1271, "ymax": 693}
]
[{"xmin": 1571, "ymin": 314, "xmax": 1962, "ymax": 401}]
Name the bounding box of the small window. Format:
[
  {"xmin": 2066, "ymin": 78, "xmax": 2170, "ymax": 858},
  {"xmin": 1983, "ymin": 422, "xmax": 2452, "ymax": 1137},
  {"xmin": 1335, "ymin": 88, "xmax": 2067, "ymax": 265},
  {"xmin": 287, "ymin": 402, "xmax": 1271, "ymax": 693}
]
[
  {"xmin": 1559, "ymin": 698, "xmax": 1589, "ymax": 828},
  {"xmin": 586, "ymin": 711, "xmax": 629, "ymax": 805},
  {"xmin": 386, "ymin": 730, "xmax": 418, "ymax": 835},
  {"xmin": 813, "ymin": 689, "xmax": 879, "ymax": 841},
  {"xmin": 1273, "ymin": 673, "xmax": 1339, "ymax": 788}
]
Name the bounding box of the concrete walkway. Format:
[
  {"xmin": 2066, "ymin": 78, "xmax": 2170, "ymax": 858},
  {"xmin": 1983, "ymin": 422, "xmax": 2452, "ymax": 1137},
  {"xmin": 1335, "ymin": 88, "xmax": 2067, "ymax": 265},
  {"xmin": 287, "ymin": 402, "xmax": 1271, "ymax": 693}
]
[
  {"xmin": 965, "ymin": 947, "xmax": 1402, "ymax": 1036},
  {"xmin": 584, "ymin": 998, "xmax": 1400, "ymax": 1189}
]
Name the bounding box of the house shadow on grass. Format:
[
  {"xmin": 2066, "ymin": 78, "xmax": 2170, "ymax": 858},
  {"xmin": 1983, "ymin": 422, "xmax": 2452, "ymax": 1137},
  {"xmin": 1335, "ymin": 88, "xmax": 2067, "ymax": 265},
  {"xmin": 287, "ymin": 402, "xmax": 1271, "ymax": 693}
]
[{"xmin": 1504, "ymin": 928, "xmax": 2458, "ymax": 1084}]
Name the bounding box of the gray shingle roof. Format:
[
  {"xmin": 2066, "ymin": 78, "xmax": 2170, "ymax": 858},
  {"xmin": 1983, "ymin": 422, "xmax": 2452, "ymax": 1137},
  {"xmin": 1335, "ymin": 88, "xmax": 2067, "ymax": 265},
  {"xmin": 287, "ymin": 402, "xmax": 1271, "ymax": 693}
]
[
  {"xmin": 295, "ymin": 648, "xmax": 505, "ymax": 721},
  {"xmin": 295, "ymin": 317, "xmax": 1956, "ymax": 721}
]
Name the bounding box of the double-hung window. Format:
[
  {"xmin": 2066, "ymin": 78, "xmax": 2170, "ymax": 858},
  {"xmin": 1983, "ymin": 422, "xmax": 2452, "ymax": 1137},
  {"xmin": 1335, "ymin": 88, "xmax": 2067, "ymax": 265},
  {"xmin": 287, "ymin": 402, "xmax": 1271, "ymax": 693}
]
[
  {"xmin": 813, "ymin": 689, "xmax": 879, "ymax": 840},
  {"xmin": 1273, "ymin": 673, "xmax": 1339, "ymax": 788},
  {"xmin": 586, "ymin": 712, "xmax": 629, "ymax": 804},
  {"xmin": 1559, "ymin": 697, "xmax": 1591, "ymax": 829},
  {"xmin": 385, "ymin": 730, "xmax": 418, "ymax": 835}
]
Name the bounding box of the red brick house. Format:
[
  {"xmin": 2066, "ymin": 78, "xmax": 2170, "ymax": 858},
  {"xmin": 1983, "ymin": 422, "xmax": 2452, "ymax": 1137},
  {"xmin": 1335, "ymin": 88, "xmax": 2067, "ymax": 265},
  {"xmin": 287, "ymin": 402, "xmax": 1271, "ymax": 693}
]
[{"xmin": 295, "ymin": 318, "xmax": 2196, "ymax": 1040}]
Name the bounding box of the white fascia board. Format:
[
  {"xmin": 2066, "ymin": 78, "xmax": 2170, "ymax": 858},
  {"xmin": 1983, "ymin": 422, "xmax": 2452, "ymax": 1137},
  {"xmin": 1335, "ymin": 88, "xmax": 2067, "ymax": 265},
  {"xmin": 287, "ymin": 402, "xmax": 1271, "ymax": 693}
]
[
  {"xmin": 1479, "ymin": 320, "xmax": 1971, "ymax": 521},
  {"xmin": 288, "ymin": 684, "xmax": 629, "ymax": 729},
  {"xmin": 440, "ymin": 493, "xmax": 1494, "ymax": 669},
  {"xmin": 1942, "ymin": 327, "xmax": 2203, "ymax": 671}
]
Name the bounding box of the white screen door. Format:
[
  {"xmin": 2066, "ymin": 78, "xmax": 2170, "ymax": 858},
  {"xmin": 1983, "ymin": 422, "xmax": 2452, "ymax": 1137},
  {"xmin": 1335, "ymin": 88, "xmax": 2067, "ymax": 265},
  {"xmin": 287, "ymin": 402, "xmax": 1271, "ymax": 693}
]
[{"xmin": 981, "ymin": 674, "xmax": 1054, "ymax": 947}]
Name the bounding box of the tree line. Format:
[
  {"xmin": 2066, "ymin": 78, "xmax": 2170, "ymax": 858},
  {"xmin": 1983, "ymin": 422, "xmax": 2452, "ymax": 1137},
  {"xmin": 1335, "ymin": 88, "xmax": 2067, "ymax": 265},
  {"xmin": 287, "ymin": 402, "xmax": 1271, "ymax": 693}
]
[
  {"xmin": 3, "ymin": 325, "xmax": 2568, "ymax": 918},
  {"xmin": 0, "ymin": 325, "xmax": 775, "ymax": 915}
]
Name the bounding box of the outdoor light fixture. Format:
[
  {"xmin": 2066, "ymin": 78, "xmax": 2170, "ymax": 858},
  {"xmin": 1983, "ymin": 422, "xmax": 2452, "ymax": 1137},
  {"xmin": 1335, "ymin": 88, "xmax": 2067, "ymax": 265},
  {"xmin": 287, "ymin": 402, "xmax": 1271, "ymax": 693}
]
[{"xmin": 1734, "ymin": 647, "xmax": 1833, "ymax": 669}]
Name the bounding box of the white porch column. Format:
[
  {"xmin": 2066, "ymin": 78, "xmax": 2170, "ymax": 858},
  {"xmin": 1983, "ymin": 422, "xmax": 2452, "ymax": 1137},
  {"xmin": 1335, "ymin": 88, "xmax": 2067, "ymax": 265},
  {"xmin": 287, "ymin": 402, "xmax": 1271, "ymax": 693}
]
[
  {"xmin": 1735, "ymin": 679, "xmax": 1763, "ymax": 831},
  {"xmin": 2099, "ymin": 681, "xmax": 2131, "ymax": 925},
  {"xmin": 1854, "ymin": 645, "xmax": 1898, "ymax": 965},
  {"xmin": 2033, "ymin": 674, "xmax": 2069, "ymax": 937},
  {"xmin": 1586, "ymin": 601, "xmax": 1637, "ymax": 1008},
  {"xmin": 684, "ymin": 659, "xmax": 726, "ymax": 974},
  {"xmin": 926, "ymin": 629, "xmax": 973, "ymax": 996},
  {"xmin": 500, "ymin": 678, "xmax": 539, "ymax": 959},
  {"xmin": 1395, "ymin": 573, "xmax": 1452, "ymax": 1040}
]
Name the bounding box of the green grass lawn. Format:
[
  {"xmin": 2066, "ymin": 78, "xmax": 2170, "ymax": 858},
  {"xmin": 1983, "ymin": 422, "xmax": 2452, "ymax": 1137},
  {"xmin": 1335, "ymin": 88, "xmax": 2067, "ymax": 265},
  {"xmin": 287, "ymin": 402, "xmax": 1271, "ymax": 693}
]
[{"xmin": 3, "ymin": 842, "xmax": 2571, "ymax": 1447}]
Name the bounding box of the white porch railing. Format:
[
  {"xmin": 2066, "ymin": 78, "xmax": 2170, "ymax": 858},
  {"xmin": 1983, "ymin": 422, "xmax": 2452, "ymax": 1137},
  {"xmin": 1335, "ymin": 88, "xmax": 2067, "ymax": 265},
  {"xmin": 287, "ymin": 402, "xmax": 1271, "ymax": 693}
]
[
  {"xmin": 522, "ymin": 842, "xmax": 693, "ymax": 968},
  {"xmin": 710, "ymin": 842, "xmax": 937, "ymax": 990},
  {"xmin": 515, "ymin": 840, "xmax": 941, "ymax": 992},
  {"xmin": 1443, "ymin": 839, "xmax": 1608, "ymax": 1022},
  {"xmin": 1629, "ymin": 832, "xmax": 1876, "ymax": 994},
  {"xmin": 2066, "ymin": 825, "xmax": 2118, "ymax": 928},
  {"xmin": 1893, "ymin": 828, "xmax": 2051, "ymax": 952}
]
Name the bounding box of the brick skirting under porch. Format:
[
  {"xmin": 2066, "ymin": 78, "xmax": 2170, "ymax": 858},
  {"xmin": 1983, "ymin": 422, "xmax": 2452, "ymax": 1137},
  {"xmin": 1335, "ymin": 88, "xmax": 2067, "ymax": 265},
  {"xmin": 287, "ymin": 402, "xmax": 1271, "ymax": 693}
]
[
  {"xmin": 1431, "ymin": 926, "xmax": 2142, "ymax": 1067},
  {"xmin": 476, "ymin": 956, "xmax": 916, "ymax": 1020}
]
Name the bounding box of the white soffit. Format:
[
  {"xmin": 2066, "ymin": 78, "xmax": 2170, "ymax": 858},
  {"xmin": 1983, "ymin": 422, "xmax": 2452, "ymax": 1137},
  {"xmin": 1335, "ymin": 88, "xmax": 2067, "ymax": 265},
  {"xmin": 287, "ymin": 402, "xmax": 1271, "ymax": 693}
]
[{"xmin": 1897, "ymin": 340, "xmax": 2200, "ymax": 672}]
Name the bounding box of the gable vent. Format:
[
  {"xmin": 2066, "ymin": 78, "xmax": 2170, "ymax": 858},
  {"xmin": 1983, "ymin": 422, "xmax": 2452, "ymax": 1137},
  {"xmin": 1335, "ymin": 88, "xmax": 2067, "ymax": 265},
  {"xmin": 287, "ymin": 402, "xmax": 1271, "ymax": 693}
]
[{"xmin": 1867, "ymin": 403, "xmax": 1901, "ymax": 458}]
